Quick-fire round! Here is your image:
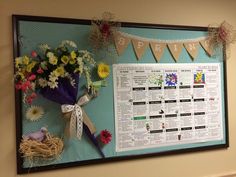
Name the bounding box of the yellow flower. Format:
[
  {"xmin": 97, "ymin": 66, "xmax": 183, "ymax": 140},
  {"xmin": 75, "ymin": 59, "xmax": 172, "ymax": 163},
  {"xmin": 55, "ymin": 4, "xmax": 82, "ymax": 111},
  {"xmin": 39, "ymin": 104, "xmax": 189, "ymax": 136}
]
[
  {"xmin": 69, "ymin": 58, "xmax": 76, "ymax": 65},
  {"xmin": 26, "ymin": 61, "xmax": 37, "ymax": 72},
  {"xmin": 74, "ymin": 67, "xmax": 82, "ymax": 73},
  {"xmin": 55, "ymin": 66, "xmax": 65, "ymax": 76},
  {"xmin": 61, "ymin": 55, "xmax": 69, "ymax": 64},
  {"xmin": 49, "ymin": 56, "xmax": 58, "ymax": 65},
  {"xmin": 70, "ymin": 51, "xmax": 77, "ymax": 59},
  {"xmin": 16, "ymin": 71, "xmax": 25, "ymax": 80},
  {"xmin": 97, "ymin": 63, "xmax": 110, "ymax": 79},
  {"xmin": 22, "ymin": 56, "xmax": 30, "ymax": 65},
  {"xmin": 15, "ymin": 57, "xmax": 22, "ymax": 68}
]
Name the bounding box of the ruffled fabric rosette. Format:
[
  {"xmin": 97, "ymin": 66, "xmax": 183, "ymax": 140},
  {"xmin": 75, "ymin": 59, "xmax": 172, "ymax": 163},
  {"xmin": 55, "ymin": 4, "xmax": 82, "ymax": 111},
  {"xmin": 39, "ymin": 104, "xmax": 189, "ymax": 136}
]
[
  {"xmin": 208, "ymin": 21, "xmax": 236, "ymax": 58},
  {"xmin": 89, "ymin": 12, "xmax": 120, "ymax": 64},
  {"xmin": 90, "ymin": 12, "xmax": 120, "ymax": 50}
]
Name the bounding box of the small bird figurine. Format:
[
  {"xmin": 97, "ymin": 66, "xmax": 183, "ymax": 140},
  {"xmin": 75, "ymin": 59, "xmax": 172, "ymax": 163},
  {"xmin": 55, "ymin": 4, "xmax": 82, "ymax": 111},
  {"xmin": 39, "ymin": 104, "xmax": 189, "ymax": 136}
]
[{"xmin": 23, "ymin": 127, "xmax": 48, "ymax": 142}]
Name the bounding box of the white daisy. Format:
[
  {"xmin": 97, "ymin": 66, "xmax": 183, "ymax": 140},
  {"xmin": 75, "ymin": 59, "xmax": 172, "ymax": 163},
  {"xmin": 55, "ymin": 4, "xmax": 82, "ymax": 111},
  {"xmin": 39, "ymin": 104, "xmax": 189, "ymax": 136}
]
[
  {"xmin": 70, "ymin": 78, "xmax": 76, "ymax": 87},
  {"xmin": 39, "ymin": 44, "xmax": 51, "ymax": 53},
  {"xmin": 38, "ymin": 78, "xmax": 48, "ymax": 88},
  {"xmin": 49, "ymin": 71, "xmax": 59, "ymax": 82},
  {"xmin": 60, "ymin": 40, "xmax": 77, "ymax": 48},
  {"xmin": 48, "ymin": 80, "xmax": 58, "ymax": 89},
  {"xmin": 46, "ymin": 52, "xmax": 54, "ymax": 58},
  {"xmin": 31, "ymin": 82, "xmax": 36, "ymax": 90},
  {"xmin": 26, "ymin": 105, "xmax": 44, "ymax": 121},
  {"xmin": 65, "ymin": 73, "xmax": 76, "ymax": 87}
]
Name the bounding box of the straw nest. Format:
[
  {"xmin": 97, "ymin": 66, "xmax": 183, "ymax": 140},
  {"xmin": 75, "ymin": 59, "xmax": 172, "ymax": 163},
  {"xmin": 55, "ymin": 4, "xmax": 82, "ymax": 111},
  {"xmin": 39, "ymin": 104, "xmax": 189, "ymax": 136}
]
[{"xmin": 19, "ymin": 133, "xmax": 63, "ymax": 161}]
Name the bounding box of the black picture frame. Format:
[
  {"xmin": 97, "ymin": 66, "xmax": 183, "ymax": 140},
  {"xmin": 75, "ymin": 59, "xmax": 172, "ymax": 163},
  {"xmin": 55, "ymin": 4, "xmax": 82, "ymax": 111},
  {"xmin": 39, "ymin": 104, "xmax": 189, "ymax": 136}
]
[{"xmin": 12, "ymin": 14, "xmax": 229, "ymax": 174}]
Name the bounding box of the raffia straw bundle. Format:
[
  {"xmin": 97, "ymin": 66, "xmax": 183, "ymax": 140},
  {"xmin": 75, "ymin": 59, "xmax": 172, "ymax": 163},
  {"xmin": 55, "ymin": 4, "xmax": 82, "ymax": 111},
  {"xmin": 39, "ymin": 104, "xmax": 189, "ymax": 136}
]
[{"xmin": 19, "ymin": 133, "xmax": 63, "ymax": 161}]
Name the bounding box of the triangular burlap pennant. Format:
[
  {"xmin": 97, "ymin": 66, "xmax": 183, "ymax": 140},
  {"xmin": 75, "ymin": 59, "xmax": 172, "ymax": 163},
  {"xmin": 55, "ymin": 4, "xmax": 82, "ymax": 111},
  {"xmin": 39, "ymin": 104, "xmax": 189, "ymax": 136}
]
[
  {"xmin": 150, "ymin": 42, "xmax": 166, "ymax": 62},
  {"xmin": 114, "ymin": 33, "xmax": 130, "ymax": 56},
  {"xmin": 184, "ymin": 42, "xmax": 199, "ymax": 60},
  {"xmin": 167, "ymin": 43, "xmax": 183, "ymax": 62},
  {"xmin": 131, "ymin": 39, "xmax": 149, "ymax": 60},
  {"xmin": 200, "ymin": 39, "xmax": 213, "ymax": 56}
]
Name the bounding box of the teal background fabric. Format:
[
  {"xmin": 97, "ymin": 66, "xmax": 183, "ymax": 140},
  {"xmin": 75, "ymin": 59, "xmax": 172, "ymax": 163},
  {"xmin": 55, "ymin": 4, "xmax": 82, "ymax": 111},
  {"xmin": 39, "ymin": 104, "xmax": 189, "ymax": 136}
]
[{"xmin": 18, "ymin": 21, "xmax": 226, "ymax": 167}]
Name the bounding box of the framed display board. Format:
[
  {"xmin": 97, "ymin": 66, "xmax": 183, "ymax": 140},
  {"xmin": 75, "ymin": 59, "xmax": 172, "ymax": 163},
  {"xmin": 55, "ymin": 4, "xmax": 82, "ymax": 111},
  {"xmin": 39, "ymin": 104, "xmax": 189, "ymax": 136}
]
[{"xmin": 13, "ymin": 15, "xmax": 228, "ymax": 174}]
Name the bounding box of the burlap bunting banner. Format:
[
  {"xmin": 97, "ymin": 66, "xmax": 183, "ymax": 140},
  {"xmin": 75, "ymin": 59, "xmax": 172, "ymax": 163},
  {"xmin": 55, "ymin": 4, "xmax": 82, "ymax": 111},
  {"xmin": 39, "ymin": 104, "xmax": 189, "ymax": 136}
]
[
  {"xmin": 114, "ymin": 33, "xmax": 130, "ymax": 56},
  {"xmin": 150, "ymin": 42, "xmax": 166, "ymax": 62},
  {"xmin": 184, "ymin": 42, "xmax": 199, "ymax": 60},
  {"xmin": 113, "ymin": 32, "xmax": 210, "ymax": 62},
  {"xmin": 200, "ymin": 39, "xmax": 213, "ymax": 56},
  {"xmin": 167, "ymin": 43, "xmax": 183, "ymax": 62},
  {"xmin": 132, "ymin": 39, "xmax": 149, "ymax": 60}
]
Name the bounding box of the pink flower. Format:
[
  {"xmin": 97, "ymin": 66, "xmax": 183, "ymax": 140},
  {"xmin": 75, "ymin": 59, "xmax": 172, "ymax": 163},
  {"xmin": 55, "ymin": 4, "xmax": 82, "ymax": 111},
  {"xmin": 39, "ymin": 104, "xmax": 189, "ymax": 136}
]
[
  {"xmin": 31, "ymin": 51, "xmax": 37, "ymax": 58},
  {"xmin": 100, "ymin": 23, "xmax": 111, "ymax": 38},
  {"xmin": 26, "ymin": 96, "xmax": 33, "ymax": 104},
  {"xmin": 21, "ymin": 83, "xmax": 28, "ymax": 92},
  {"xmin": 30, "ymin": 92, "xmax": 37, "ymax": 99},
  {"xmin": 28, "ymin": 74, "xmax": 36, "ymax": 81},
  {"xmin": 25, "ymin": 80, "xmax": 31, "ymax": 86},
  {"xmin": 15, "ymin": 83, "xmax": 22, "ymax": 90},
  {"xmin": 100, "ymin": 129, "xmax": 112, "ymax": 144},
  {"xmin": 37, "ymin": 67, "xmax": 44, "ymax": 74},
  {"xmin": 218, "ymin": 27, "xmax": 227, "ymax": 42},
  {"xmin": 25, "ymin": 92, "xmax": 37, "ymax": 104},
  {"xmin": 20, "ymin": 81, "xmax": 31, "ymax": 92}
]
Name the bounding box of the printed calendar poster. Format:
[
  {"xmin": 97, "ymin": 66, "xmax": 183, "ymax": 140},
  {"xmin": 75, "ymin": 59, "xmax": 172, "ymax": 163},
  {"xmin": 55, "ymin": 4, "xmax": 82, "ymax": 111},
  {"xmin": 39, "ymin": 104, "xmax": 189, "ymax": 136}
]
[{"xmin": 113, "ymin": 63, "xmax": 223, "ymax": 152}]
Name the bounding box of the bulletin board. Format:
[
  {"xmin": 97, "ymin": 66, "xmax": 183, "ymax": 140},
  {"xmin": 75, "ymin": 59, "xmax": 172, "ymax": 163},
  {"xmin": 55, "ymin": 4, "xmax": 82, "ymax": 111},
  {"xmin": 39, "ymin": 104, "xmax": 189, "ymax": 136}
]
[{"xmin": 13, "ymin": 15, "xmax": 228, "ymax": 174}]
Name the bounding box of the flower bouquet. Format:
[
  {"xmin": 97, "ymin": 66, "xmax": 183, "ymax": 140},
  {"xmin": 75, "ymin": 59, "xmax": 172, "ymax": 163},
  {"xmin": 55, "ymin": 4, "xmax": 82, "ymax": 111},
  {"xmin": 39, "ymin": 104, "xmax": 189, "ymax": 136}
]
[{"xmin": 15, "ymin": 40, "xmax": 105, "ymax": 158}]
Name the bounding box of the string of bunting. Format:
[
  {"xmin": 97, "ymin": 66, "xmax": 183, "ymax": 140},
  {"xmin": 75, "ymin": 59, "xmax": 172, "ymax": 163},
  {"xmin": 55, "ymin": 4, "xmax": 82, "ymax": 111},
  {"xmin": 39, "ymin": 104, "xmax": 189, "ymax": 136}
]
[
  {"xmin": 113, "ymin": 31, "xmax": 213, "ymax": 62},
  {"xmin": 89, "ymin": 12, "xmax": 235, "ymax": 62}
]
